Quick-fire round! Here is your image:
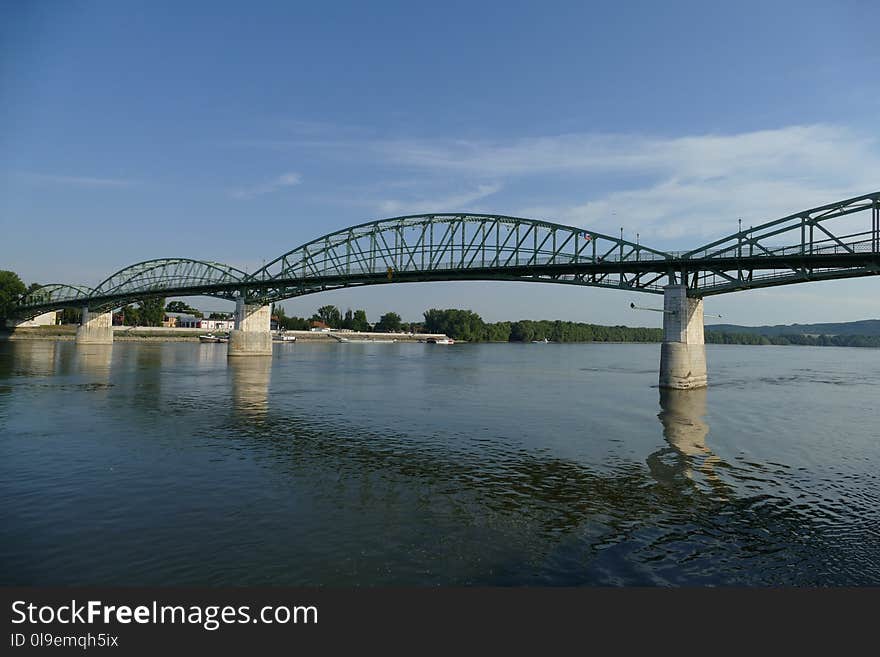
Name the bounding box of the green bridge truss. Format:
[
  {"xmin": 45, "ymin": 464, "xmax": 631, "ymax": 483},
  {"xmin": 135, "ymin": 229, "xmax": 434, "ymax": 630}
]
[{"xmin": 12, "ymin": 191, "xmax": 880, "ymax": 318}]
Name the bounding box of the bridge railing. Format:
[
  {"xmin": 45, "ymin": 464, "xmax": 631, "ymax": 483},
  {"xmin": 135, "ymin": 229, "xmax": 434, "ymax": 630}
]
[
  {"xmin": 695, "ymin": 263, "xmax": 874, "ymax": 295},
  {"xmin": 684, "ymin": 230, "xmax": 876, "ymax": 261},
  {"xmin": 684, "ymin": 192, "xmax": 879, "ymax": 262}
]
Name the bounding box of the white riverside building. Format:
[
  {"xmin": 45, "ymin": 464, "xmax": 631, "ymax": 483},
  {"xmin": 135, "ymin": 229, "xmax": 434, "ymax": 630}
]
[{"xmin": 167, "ymin": 313, "xmax": 234, "ymax": 332}]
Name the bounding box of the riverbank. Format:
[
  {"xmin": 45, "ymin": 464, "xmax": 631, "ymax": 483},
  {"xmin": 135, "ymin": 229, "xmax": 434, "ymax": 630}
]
[
  {"xmin": 0, "ymin": 326, "xmax": 200, "ymax": 341},
  {"xmin": 0, "ymin": 326, "xmax": 447, "ymax": 343},
  {"xmin": 4, "ymin": 325, "xmax": 878, "ymax": 348}
]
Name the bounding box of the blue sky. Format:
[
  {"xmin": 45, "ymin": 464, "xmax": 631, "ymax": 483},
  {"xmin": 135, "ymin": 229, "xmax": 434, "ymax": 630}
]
[{"xmin": 2, "ymin": 1, "xmax": 879, "ymax": 325}]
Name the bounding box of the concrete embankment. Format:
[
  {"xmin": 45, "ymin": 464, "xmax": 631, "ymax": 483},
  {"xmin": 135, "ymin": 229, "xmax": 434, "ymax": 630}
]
[
  {"xmin": 1, "ymin": 326, "xmax": 199, "ymax": 341},
  {"xmin": 1, "ymin": 326, "xmax": 447, "ymax": 343}
]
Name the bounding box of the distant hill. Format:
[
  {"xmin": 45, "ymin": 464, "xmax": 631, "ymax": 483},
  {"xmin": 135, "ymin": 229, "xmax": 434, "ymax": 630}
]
[{"xmin": 706, "ymin": 319, "xmax": 880, "ymax": 337}]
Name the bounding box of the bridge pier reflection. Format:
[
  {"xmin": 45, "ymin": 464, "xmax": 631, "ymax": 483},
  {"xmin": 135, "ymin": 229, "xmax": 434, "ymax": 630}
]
[
  {"xmin": 8, "ymin": 340, "xmax": 60, "ymax": 377},
  {"xmin": 651, "ymin": 387, "xmax": 727, "ymax": 497},
  {"xmin": 658, "ymin": 387, "xmax": 710, "ymax": 461},
  {"xmin": 75, "ymin": 343, "xmax": 113, "ymax": 381},
  {"xmin": 229, "ymin": 356, "xmax": 271, "ymax": 417}
]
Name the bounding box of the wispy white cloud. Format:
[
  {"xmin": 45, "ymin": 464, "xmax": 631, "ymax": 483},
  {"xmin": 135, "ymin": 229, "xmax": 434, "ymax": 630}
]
[
  {"xmin": 377, "ymin": 183, "xmax": 502, "ymax": 215},
  {"xmin": 225, "ymin": 125, "xmax": 880, "ymax": 245},
  {"xmin": 230, "ymin": 172, "xmax": 302, "ymax": 200},
  {"xmin": 21, "ymin": 173, "xmax": 135, "ymax": 188},
  {"xmin": 518, "ymin": 177, "xmax": 867, "ymax": 243},
  {"xmin": 367, "ymin": 125, "xmax": 879, "ymax": 244},
  {"xmin": 372, "ymin": 125, "xmax": 878, "ymax": 180}
]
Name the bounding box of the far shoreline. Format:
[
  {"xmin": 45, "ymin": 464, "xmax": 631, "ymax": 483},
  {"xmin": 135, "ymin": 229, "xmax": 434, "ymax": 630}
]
[
  {"xmin": 2, "ymin": 326, "xmax": 878, "ymax": 349},
  {"xmin": 0, "ymin": 326, "xmax": 445, "ymax": 343}
]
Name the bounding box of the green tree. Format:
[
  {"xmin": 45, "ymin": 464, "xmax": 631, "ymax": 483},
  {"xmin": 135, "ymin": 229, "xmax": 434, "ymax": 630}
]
[
  {"xmin": 424, "ymin": 308, "xmax": 486, "ymax": 341},
  {"xmin": 351, "ymin": 309, "xmax": 370, "ymax": 332},
  {"xmin": 138, "ymin": 297, "xmax": 166, "ymax": 327},
  {"xmin": 342, "ymin": 308, "xmax": 354, "ymax": 330},
  {"xmin": 484, "ymin": 321, "xmax": 511, "ymax": 342},
  {"xmin": 121, "ymin": 304, "xmax": 139, "ymax": 326},
  {"xmin": 166, "ymin": 301, "xmax": 203, "ymax": 317},
  {"xmin": 273, "ymin": 304, "xmax": 309, "ymax": 329},
  {"xmin": 0, "ymin": 270, "xmax": 27, "ymax": 320},
  {"xmin": 313, "ymin": 305, "xmax": 342, "ymax": 327},
  {"xmin": 60, "ymin": 307, "xmax": 83, "ymax": 324},
  {"xmin": 278, "ymin": 315, "xmax": 310, "ymax": 330},
  {"xmin": 59, "ymin": 307, "xmax": 82, "ymax": 324},
  {"xmin": 375, "ymin": 311, "xmax": 402, "ymax": 332}
]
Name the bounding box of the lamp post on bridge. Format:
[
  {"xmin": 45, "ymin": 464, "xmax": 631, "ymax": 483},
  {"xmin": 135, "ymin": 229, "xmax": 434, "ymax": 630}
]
[{"xmin": 738, "ymin": 218, "xmax": 742, "ymax": 258}]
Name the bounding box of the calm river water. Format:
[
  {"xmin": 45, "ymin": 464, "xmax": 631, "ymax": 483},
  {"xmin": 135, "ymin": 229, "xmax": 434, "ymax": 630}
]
[{"xmin": 1, "ymin": 339, "xmax": 878, "ymax": 586}]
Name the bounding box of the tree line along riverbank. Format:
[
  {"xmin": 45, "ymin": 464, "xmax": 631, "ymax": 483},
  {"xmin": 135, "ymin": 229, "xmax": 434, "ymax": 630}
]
[
  {"xmin": 419, "ymin": 310, "xmax": 880, "ymax": 347},
  {"xmin": 4, "ymin": 321, "xmax": 880, "ymax": 347},
  {"xmin": 5, "ymin": 320, "xmax": 879, "ymax": 347}
]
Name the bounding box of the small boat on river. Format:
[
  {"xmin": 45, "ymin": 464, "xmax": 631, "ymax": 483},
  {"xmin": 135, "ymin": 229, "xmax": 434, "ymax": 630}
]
[{"xmin": 199, "ymin": 334, "xmax": 220, "ymax": 343}]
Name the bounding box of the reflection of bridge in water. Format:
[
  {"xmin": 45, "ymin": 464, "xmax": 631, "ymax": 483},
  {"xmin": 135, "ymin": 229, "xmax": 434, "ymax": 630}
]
[
  {"xmin": 220, "ymin": 372, "xmax": 842, "ymax": 584},
  {"xmin": 1, "ymin": 336, "xmax": 855, "ymax": 584},
  {"xmin": 75, "ymin": 344, "xmax": 113, "ymax": 378},
  {"xmin": 229, "ymin": 358, "xmax": 271, "ymax": 418},
  {"xmin": 652, "ymin": 388, "xmax": 729, "ymax": 500},
  {"xmin": 12, "ymin": 191, "xmax": 880, "ymax": 388}
]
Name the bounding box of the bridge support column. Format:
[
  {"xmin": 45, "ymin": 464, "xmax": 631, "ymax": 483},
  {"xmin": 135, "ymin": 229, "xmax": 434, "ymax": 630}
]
[
  {"xmin": 659, "ymin": 285, "xmax": 707, "ymax": 389},
  {"xmin": 75, "ymin": 307, "xmax": 114, "ymax": 345},
  {"xmin": 228, "ymin": 300, "xmax": 273, "ymax": 357}
]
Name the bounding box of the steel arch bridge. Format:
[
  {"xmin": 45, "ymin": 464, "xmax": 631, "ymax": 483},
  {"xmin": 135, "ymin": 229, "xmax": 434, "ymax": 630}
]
[
  {"xmin": 12, "ymin": 191, "xmax": 880, "ymax": 319},
  {"xmin": 16, "ymin": 259, "xmax": 248, "ymax": 317}
]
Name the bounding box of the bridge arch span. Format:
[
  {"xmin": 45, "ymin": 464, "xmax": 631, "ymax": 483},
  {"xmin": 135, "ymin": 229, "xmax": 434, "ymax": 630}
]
[
  {"xmin": 14, "ymin": 283, "xmax": 95, "ymax": 319},
  {"xmin": 246, "ymin": 213, "xmax": 672, "ymax": 302},
  {"xmin": 87, "ymin": 258, "xmax": 248, "ymax": 309}
]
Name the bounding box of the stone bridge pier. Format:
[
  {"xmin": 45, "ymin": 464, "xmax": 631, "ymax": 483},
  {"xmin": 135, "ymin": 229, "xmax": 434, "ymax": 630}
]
[
  {"xmin": 228, "ymin": 299, "xmax": 273, "ymax": 357},
  {"xmin": 75, "ymin": 307, "xmax": 114, "ymax": 345},
  {"xmin": 659, "ymin": 285, "xmax": 707, "ymax": 389}
]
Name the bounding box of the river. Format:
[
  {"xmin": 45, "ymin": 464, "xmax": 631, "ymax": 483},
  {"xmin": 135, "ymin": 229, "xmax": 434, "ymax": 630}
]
[{"xmin": 1, "ymin": 340, "xmax": 878, "ymax": 585}]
